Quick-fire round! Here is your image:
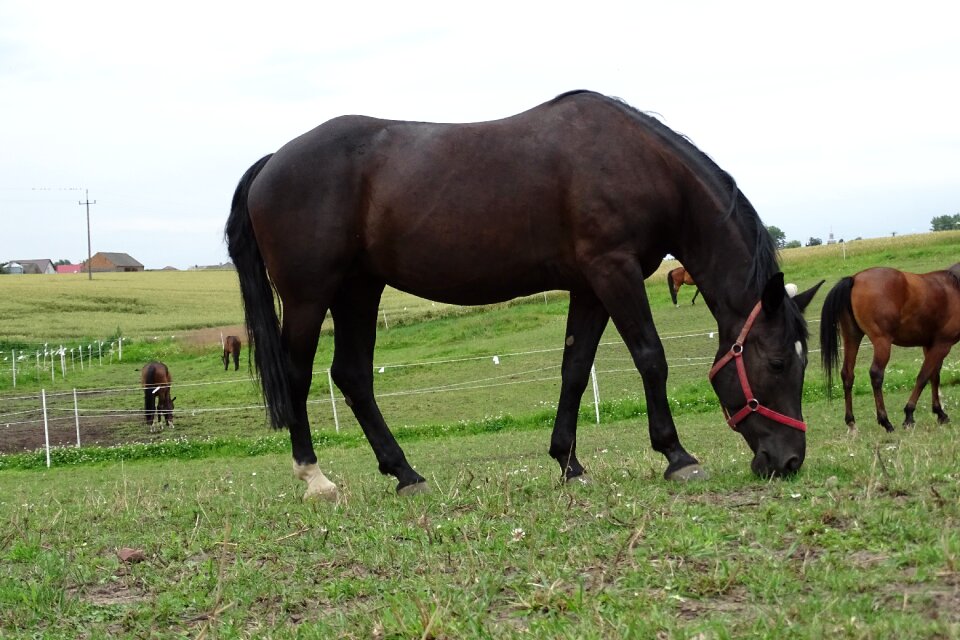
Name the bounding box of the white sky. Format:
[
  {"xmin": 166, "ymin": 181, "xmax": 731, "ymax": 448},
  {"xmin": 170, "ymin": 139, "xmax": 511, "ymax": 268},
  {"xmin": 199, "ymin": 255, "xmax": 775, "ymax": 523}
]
[{"xmin": 1, "ymin": 1, "xmax": 957, "ymax": 270}]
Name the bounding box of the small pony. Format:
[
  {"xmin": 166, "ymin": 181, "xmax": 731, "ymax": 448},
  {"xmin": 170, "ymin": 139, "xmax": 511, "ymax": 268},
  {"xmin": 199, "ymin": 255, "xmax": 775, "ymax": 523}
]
[
  {"xmin": 223, "ymin": 335, "xmax": 241, "ymax": 371},
  {"xmin": 142, "ymin": 361, "xmax": 175, "ymax": 430},
  {"xmin": 666, "ymin": 266, "xmax": 700, "ymax": 306},
  {"xmin": 820, "ymin": 264, "xmax": 960, "ymax": 431}
]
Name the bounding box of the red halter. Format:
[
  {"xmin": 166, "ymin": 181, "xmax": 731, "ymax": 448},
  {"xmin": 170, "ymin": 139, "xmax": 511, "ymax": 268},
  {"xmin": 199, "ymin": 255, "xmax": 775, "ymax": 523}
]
[{"xmin": 707, "ymin": 302, "xmax": 807, "ymax": 432}]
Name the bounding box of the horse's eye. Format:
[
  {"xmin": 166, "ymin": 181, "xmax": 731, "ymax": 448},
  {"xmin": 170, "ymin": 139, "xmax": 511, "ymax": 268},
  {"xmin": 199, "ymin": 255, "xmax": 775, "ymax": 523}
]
[{"xmin": 770, "ymin": 359, "xmax": 785, "ymax": 373}]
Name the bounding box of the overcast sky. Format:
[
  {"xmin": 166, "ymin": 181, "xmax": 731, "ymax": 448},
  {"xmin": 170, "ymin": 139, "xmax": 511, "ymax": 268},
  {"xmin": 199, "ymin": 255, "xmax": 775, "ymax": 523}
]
[{"xmin": 1, "ymin": 1, "xmax": 957, "ymax": 270}]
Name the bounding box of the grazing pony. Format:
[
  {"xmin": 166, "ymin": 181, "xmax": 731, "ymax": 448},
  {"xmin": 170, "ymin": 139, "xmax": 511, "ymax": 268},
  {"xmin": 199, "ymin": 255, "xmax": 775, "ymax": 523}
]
[
  {"xmin": 226, "ymin": 90, "xmax": 823, "ymax": 502},
  {"xmin": 667, "ymin": 266, "xmax": 700, "ymax": 306},
  {"xmin": 820, "ymin": 264, "xmax": 960, "ymax": 431},
  {"xmin": 141, "ymin": 361, "xmax": 175, "ymax": 430},
  {"xmin": 223, "ymin": 335, "xmax": 241, "ymax": 371}
]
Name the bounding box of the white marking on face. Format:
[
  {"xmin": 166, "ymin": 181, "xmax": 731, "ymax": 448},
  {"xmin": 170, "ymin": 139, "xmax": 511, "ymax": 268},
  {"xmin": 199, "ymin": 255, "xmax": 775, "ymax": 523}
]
[{"xmin": 795, "ymin": 341, "xmax": 803, "ymax": 359}]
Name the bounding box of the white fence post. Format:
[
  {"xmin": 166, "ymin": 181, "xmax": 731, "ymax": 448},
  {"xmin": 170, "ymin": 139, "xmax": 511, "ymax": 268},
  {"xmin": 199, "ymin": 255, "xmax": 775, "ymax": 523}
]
[
  {"xmin": 590, "ymin": 363, "xmax": 601, "ymax": 424},
  {"xmin": 79, "ymin": 345, "xmax": 84, "ymax": 371},
  {"xmin": 12, "ymin": 348, "xmax": 16, "ymax": 387},
  {"xmin": 327, "ymin": 368, "xmax": 340, "ymax": 433},
  {"xmin": 118, "ymin": 337, "xmax": 123, "ymax": 361},
  {"xmin": 42, "ymin": 389, "xmax": 51, "ymax": 468},
  {"xmin": 74, "ymin": 388, "xmax": 81, "ymax": 447}
]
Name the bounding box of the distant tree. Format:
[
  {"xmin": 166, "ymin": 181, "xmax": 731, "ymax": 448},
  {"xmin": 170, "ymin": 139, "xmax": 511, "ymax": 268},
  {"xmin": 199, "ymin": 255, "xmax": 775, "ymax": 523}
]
[
  {"xmin": 766, "ymin": 225, "xmax": 786, "ymax": 248},
  {"xmin": 806, "ymin": 237, "xmax": 823, "ymax": 247},
  {"xmin": 930, "ymin": 214, "xmax": 960, "ymax": 231},
  {"xmin": 54, "ymin": 259, "xmax": 71, "ymax": 266},
  {"xmin": 784, "ymin": 240, "xmax": 802, "ymax": 249}
]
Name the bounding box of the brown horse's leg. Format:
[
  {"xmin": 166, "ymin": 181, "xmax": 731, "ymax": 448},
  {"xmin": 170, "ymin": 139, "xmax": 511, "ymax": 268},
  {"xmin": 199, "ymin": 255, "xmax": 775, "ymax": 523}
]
[
  {"xmin": 282, "ymin": 301, "xmax": 338, "ymax": 501},
  {"xmin": 867, "ymin": 338, "xmax": 895, "ymax": 432},
  {"xmin": 903, "ymin": 344, "xmax": 952, "ymax": 427},
  {"xmin": 144, "ymin": 388, "xmax": 156, "ymax": 431},
  {"xmin": 585, "ymin": 258, "xmax": 702, "ymax": 480},
  {"xmin": 549, "ymin": 290, "xmax": 609, "ymax": 482},
  {"xmin": 839, "ymin": 320, "xmax": 864, "ymax": 430},
  {"xmin": 329, "ymin": 276, "xmax": 427, "ymax": 495}
]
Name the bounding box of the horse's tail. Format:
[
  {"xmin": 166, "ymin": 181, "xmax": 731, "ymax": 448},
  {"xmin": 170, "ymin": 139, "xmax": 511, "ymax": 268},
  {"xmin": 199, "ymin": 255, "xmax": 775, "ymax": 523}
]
[
  {"xmin": 224, "ymin": 153, "xmax": 292, "ymax": 430},
  {"xmin": 819, "ymin": 276, "xmax": 855, "ymax": 394},
  {"xmin": 667, "ymin": 270, "xmax": 678, "ymax": 305}
]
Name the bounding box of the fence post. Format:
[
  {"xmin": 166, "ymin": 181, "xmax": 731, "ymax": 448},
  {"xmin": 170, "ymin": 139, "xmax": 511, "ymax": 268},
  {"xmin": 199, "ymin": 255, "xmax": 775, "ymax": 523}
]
[
  {"xmin": 74, "ymin": 388, "xmax": 81, "ymax": 447},
  {"xmin": 327, "ymin": 368, "xmax": 340, "ymax": 433},
  {"xmin": 119, "ymin": 337, "xmax": 123, "ymax": 361},
  {"xmin": 12, "ymin": 348, "xmax": 16, "ymax": 387},
  {"xmin": 79, "ymin": 345, "xmax": 84, "ymax": 371},
  {"xmin": 42, "ymin": 389, "xmax": 51, "ymax": 468},
  {"xmin": 590, "ymin": 363, "xmax": 601, "ymax": 424}
]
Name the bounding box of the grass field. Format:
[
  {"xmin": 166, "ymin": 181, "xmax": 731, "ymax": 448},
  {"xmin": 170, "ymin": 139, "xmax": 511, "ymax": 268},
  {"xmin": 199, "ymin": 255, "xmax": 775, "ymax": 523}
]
[{"xmin": 1, "ymin": 231, "xmax": 959, "ymax": 637}]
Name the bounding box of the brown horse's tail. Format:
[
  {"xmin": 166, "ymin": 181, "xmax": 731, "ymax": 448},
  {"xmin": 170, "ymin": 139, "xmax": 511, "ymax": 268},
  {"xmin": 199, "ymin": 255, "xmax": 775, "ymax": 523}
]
[
  {"xmin": 819, "ymin": 276, "xmax": 855, "ymax": 394},
  {"xmin": 225, "ymin": 154, "xmax": 292, "ymax": 430},
  {"xmin": 667, "ymin": 269, "xmax": 678, "ymax": 305}
]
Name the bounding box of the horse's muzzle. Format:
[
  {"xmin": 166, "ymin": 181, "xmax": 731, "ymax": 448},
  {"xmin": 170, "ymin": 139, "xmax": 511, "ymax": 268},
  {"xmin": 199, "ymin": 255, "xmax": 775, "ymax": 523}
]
[{"xmin": 751, "ymin": 449, "xmax": 804, "ymax": 478}]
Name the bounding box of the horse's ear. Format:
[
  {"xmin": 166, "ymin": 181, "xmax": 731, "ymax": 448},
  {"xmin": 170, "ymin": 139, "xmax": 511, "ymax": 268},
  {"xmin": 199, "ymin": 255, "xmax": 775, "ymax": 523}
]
[
  {"xmin": 761, "ymin": 272, "xmax": 786, "ymax": 314},
  {"xmin": 791, "ymin": 280, "xmax": 825, "ymax": 313}
]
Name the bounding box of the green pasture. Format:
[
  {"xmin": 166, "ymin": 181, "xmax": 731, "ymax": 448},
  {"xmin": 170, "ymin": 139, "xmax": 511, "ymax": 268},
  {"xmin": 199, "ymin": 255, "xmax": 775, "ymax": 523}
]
[{"xmin": 1, "ymin": 231, "xmax": 959, "ymax": 637}]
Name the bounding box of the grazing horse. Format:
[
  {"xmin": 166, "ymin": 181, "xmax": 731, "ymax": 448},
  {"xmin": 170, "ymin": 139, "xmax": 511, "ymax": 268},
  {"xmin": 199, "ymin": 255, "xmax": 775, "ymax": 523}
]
[
  {"xmin": 223, "ymin": 335, "xmax": 241, "ymax": 371},
  {"xmin": 141, "ymin": 361, "xmax": 175, "ymax": 430},
  {"xmin": 820, "ymin": 264, "xmax": 960, "ymax": 431},
  {"xmin": 667, "ymin": 266, "xmax": 700, "ymax": 306},
  {"xmin": 225, "ymin": 90, "xmax": 823, "ymax": 502}
]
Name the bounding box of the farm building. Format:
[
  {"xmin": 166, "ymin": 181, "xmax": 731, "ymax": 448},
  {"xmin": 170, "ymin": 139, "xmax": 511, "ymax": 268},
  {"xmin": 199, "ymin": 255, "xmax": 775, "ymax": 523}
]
[
  {"xmin": 82, "ymin": 252, "xmax": 144, "ymax": 272},
  {"xmin": 4, "ymin": 259, "xmax": 55, "ymax": 274},
  {"xmin": 1, "ymin": 262, "xmax": 24, "ymax": 274},
  {"xmin": 56, "ymin": 263, "xmax": 83, "ymax": 274}
]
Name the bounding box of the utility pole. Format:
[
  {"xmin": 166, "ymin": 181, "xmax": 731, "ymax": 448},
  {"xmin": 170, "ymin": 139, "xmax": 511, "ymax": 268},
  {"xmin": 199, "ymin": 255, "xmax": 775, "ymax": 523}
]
[{"xmin": 79, "ymin": 190, "xmax": 96, "ymax": 280}]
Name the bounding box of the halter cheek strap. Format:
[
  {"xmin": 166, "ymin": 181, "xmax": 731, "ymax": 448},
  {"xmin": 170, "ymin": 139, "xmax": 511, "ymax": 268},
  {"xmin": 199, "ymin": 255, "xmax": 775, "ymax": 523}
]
[{"xmin": 707, "ymin": 302, "xmax": 807, "ymax": 432}]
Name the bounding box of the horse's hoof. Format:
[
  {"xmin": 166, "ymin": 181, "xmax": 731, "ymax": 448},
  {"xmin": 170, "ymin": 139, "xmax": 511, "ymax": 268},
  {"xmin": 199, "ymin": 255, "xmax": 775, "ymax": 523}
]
[
  {"xmin": 847, "ymin": 424, "xmax": 858, "ymax": 436},
  {"xmin": 938, "ymin": 415, "xmax": 950, "ymax": 425},
  {"xmin": 303, "ymin": 485, "xmax": 338, "ymax": 503},
  {"xmin": 397, "ymin": 481, "xmax": 430, "ymax": 497},
  {"xmin": 666, "ymin": 464, "xmax": 709, "ymax": 481},
  {"xmin": 565, "ymin": 473, "xmax": 591, "ymax": 486}
]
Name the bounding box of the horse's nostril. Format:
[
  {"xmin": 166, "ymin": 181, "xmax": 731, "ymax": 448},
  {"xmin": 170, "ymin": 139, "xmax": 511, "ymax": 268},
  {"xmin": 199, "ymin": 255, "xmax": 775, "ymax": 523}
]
[{"xmin": 783, "ymin": 455, "xmax": 802, "ymax": 474}]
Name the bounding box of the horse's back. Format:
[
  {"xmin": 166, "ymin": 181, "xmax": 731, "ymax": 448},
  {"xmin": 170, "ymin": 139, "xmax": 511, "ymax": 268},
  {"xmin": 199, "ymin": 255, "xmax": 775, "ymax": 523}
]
[
  {"xmin": 245, "ymin": 93, "xmax": 671, "ymax": 304},
  {"xmin": 142, "ymin": 361, "xmax": 171, "ymax": 386},
  {"xmin": 852, "ymin": 267, "xmax": 960, "ymax": 345}
]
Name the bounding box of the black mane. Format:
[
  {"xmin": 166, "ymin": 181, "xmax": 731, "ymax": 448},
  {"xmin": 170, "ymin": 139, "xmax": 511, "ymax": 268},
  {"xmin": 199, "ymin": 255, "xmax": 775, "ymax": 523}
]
[{"xmin": 553, "ymin": 90, "xmax": 780, "ymax": 295}]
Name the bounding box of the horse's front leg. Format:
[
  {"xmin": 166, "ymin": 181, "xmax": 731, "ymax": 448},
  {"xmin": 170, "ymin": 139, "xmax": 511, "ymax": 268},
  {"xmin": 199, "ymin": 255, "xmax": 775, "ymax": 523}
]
[
  {"xmin": 586, "ymin": 256, "xmax": 702, "ymax": 480},
  {"xmin": 549, "ymin": 290, "xmax": 609, "ymax": 483},
  {"xmin": 903, "ymin": 344, "xmax": 952, "ymax": 427}
]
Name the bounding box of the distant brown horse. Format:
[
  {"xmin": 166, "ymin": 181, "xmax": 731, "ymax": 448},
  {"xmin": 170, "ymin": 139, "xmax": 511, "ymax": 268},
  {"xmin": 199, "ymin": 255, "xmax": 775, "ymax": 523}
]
[
  {"xmin": 667, "ymin": 266, "xmax": 700, "ymax": 306},
  {"xmin": 142, "ymin": 361, "xmax": 175, "ymax": 430},
  {"xmin": 223, "ymin": 335, "xmax": 241, "ymax": 371},
  {"xmin": 820, "ymin": 264, "xmax": 960, "ymax": 431}
]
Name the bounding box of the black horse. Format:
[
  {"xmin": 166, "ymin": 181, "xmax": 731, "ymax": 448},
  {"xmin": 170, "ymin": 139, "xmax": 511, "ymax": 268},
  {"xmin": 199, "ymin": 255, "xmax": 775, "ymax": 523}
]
[{"xmin": 226, "ymin": 90, "xmax": 822, "ymax": 501}]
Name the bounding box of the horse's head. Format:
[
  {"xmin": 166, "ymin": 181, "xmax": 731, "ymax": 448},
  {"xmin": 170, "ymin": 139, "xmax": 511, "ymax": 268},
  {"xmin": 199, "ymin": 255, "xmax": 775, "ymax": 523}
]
[{"xmin": 709, "ymin": 274, "xmax": 823, "ymax": 477}]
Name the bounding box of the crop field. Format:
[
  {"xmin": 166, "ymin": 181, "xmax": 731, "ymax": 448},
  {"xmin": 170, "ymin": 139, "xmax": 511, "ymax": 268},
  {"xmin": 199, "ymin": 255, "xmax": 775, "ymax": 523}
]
[{"xmin": 1, "ymin": 232, "xmax": 959, "ymax": 638}]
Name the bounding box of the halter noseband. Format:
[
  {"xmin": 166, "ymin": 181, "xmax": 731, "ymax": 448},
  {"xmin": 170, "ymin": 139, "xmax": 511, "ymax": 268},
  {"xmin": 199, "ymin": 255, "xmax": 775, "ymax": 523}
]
[{"xmin": 707, "ymin": 301, "xmax": 807, "ymax": 432}]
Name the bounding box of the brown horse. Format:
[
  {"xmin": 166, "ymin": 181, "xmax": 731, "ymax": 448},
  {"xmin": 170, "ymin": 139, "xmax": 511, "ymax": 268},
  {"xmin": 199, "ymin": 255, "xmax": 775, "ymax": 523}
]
[
  {"xmin": 141, "ymin": 361, "xmax": 175, "ymax": 430},
  {"xmin": 667, "ymin": 266, "xmax": 700, "ymax": 306},
  {"xmin": 226, "ymin": 90, "xmax": 823, "ymax": 501},
  {"xmin": 820, "ymin": 264, "xmax": 960, "ymax": 431},
  {"xmin": 223, "ymin": 335, "xmax": 241, "ymax": 371}
]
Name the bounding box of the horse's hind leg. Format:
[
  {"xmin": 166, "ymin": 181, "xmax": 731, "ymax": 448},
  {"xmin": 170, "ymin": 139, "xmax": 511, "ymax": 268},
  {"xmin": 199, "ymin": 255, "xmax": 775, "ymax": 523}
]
[
  {"xmin": 549, "ymin": 290, "xmax": 609, "ymax": 483},
  {"xmin": 867, "ymin": 338, "xmax": 895, "ymax": 432},
  {"xmin": 282, "ymin": 301, "xmax": 339, "ymax": 501},
  {"xmin": 903, "ymin": 344, "xmax": 952, "ymax": 427},
  {"xmin": 330, "ymin": 275, "xmax": 427, "ymax": 495},
  {"xmin": 839, "ymin": 322, "xmax": 864, "ymax": 430}
]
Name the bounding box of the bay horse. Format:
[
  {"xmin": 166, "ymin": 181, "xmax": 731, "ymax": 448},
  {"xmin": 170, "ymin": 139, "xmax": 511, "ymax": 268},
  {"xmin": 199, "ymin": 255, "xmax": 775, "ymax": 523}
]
[
  {"xmin": 141, "ymin": 361, "xmax": 175, "ymax": 430},
  {"xmin": 223, "ymin": 335, "xmax": 241, "ymax": 371},
  {"xmin": 225, "ymin": 90, "xmax": 823, "ymax": 502},
  {"xmin": 820, "ymin": 264, "xmax": 960, "ymax": 431},
  {"xmin": 667, "ymin": 266, "xmax": 700, "ymax": 306}
]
